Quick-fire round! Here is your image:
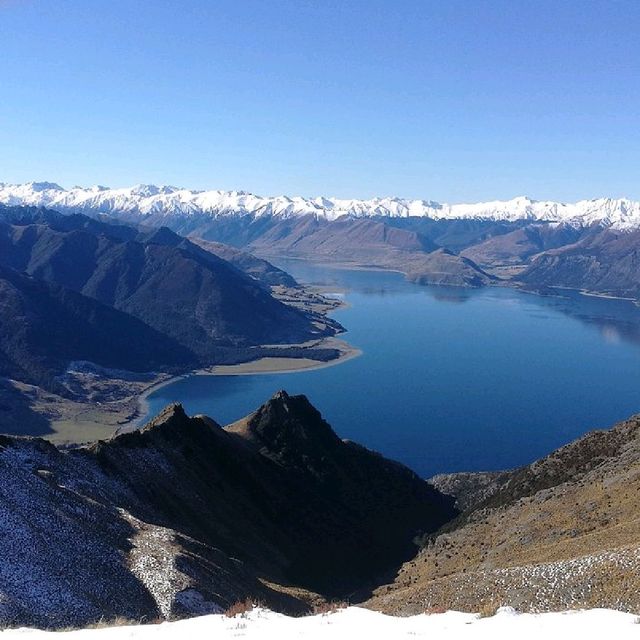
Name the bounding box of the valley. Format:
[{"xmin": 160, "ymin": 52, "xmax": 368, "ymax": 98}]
[{"xmin": 1, "ymin": 194, "xmax": 640, "ymax": 626}]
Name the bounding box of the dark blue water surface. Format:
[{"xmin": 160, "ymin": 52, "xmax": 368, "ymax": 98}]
[{"xmin": 146, "ymin": 261, "xmax": 640, "ymax": 477}]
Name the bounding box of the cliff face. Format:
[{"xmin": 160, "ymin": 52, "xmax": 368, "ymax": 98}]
[
  {"xmin": 367, "ymin": 415, "xmax": 640, "ymax": 615},
  {"xmin": 0, "ymin": 392, "xmax": 456, "ymax": 628}
]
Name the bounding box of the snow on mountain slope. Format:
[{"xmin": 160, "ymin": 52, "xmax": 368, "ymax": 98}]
[
  {"xmin": 2, "ymin": 182, "xmax": 640, "ymax": 228},
  {"xmin": 4, "ymin": 607, "xmax": 639, "ymax": 639}
]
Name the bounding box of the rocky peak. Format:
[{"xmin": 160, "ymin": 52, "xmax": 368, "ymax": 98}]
[
  {"xmin": 140, "ymin": 402, "xmax": 188, "ymax": 432},
  {"xmin": 233, "ymin": 390, "xmax": 343, "ymax": 475},
  {"xmin": 107, "ymin": 402, "xmax": 223, "ymax": 450}
]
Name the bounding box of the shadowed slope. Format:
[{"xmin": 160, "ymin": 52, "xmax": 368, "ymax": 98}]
[
  {"xmin": 0, "ymin": 392, "xmax": 456, "ymax": 628},
  {"xmin": 0, "ymin": 265, "xmax": 194, "ymax": 393},
  {"xmin": 0, "ymin": 207, "xmax": 333, "ymax": 359}
]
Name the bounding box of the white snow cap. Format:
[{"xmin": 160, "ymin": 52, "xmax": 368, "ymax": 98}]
[{"xmin": 1, "ymin": 182, "xmax": 640, "ymax": 228}]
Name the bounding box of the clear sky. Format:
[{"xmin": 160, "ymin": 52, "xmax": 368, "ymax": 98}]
[{"xmin": 1, "ymin": 0, "xmax": 639, "ymax": 202}]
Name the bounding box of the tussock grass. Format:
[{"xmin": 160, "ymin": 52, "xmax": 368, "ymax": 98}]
[
  {"xmin": 477, "ymin": 601, "xmax": 501, "ymax": 618},
  {"xmin": 224, "ymin": 599, "xmax": 261, "ymax": 618},
  {"xmin": 312, "ymin": 600, "xmax": 348, "ymax": 615}
]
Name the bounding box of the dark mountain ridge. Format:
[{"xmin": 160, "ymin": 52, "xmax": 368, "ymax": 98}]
[
  {"xmin": 6, "ymin": 202, "xmax": 640, "ymax": 301},
  {"xmin": 187, "ymin": 237, "xmax": 298, "ymax": 288},
  {"xmin": 0, "ymin": 207, "xmax": 336, "ymax": 360},
  {"xmin": 0, "ymin": 391, "xmax": 456, "ymax": 628}
]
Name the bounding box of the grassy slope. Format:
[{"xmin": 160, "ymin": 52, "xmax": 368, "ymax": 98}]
[{"xmin": 367, "ymin": 416, "xmax": 640, "ymax": 614}]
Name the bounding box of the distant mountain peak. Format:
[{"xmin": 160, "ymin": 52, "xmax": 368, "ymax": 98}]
[{"xmin": 27, "ymin": 181, "xmax": 64, "ymax": 192}]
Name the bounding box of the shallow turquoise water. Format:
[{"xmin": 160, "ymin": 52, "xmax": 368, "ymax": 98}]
[{"xmin": 146, "ymin": 261, "xmax": 640, "ymax": 477}]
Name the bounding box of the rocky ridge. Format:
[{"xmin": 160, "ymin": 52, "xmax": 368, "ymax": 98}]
[{"xmin": 0, "ymin": 391, "xmax": 455, "ymax": 628}]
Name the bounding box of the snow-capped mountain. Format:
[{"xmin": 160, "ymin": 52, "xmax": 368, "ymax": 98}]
[{"xmin": 2, "ymin": 182, "xmax": 640, "ymax": 229}]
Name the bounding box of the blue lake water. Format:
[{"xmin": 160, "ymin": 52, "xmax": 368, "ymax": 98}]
[{"xmin": 145, "ymin": 261, "xmax": 640, "ymax": 477}]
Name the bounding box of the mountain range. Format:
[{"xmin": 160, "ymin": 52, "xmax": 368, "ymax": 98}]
[
  {"xmin": 4, "ymin": 183, "xmax": 640, "ymax": 299},
  {"xmin": 0, "ymin": 205, "xmax": 341, "ymax": 396},
  {"xmin": 2, "ymin": 183, "xmax": 640, "ymax": 228}
]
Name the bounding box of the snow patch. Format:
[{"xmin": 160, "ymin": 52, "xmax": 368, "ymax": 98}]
[{"xmin": 2, "ymin": 607, "xmax": 639, "ymax": 639}]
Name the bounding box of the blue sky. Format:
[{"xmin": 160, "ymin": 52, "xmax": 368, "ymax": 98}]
[{"xmin": 1, "ymin": 0, "xmax": 639, "ymax": 202}]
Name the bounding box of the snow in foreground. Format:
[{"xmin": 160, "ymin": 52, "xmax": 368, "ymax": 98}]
[{"xmin": 4, "ymin": 607, "xmax": 639, "ymax": 640}]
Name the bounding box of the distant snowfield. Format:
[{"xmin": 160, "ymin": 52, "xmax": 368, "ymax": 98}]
[
  {"xmin": 3, "ymin": 182, "xmax": 640, "ymax": 228},
  {"xmin": 5, "ymin": 607, "xmax": 639, "ymax": 639}
]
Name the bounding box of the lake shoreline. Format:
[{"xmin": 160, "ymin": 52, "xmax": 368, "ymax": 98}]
[
  {"xmin": 134, "ymin": 337, "xmax": 361, "ymax": 427},
  {"xmin": 39, "ymin": 260, "xmax": 640, "ymax": 477},
  {"xmin": 133, "ymin": 276, "xmax": 360, "ymax": 426},
  {"xmin": 38, "ymin": 278, "xmax": 358, "ymax": 442},
  {"xmin": 268, "ymin": 253, "xmax": 640, "ymax": 305}
]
